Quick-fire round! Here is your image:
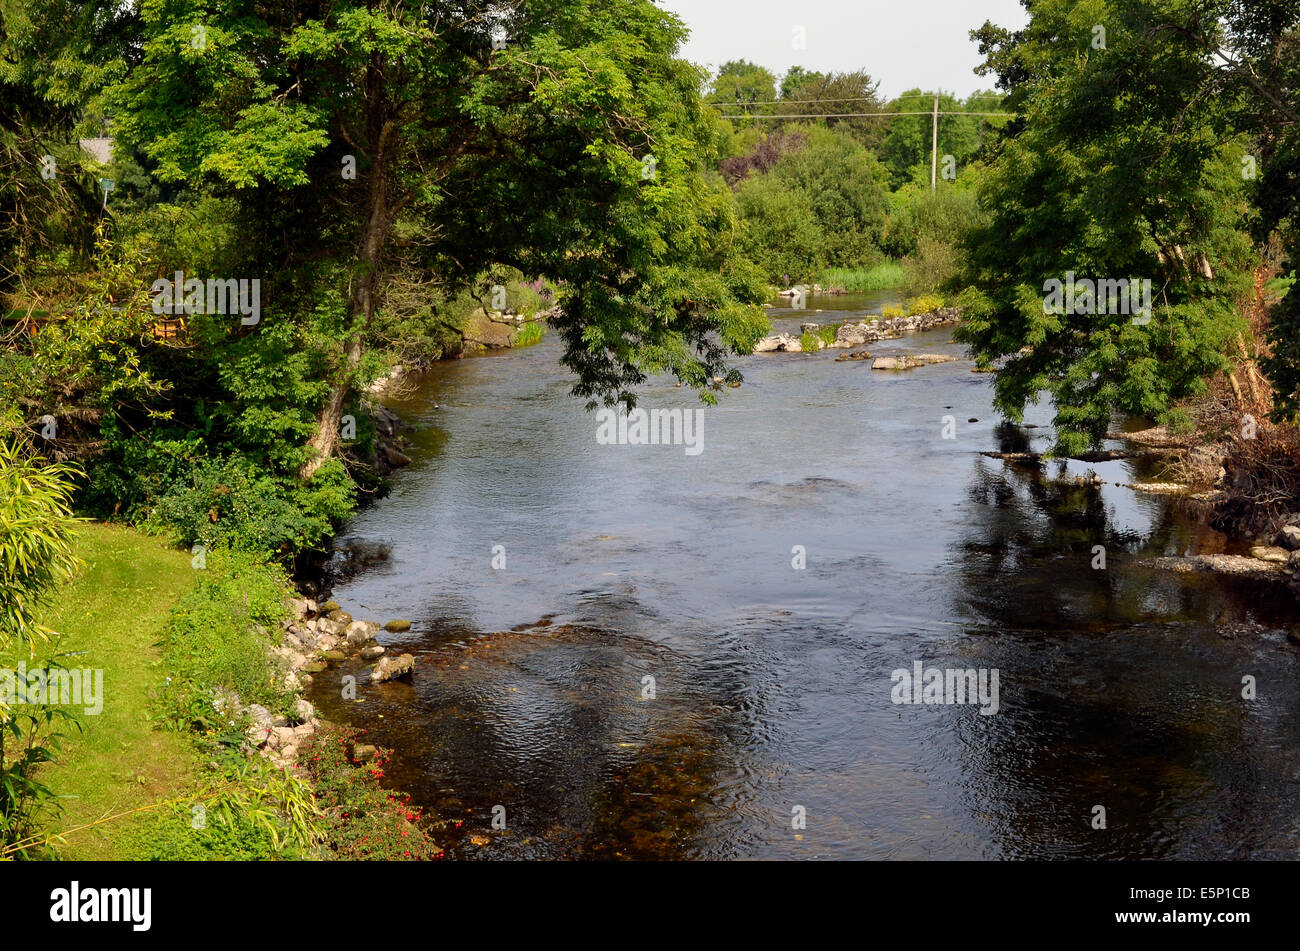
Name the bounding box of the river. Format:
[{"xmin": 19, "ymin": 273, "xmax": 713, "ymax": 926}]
[{"xmin": 308, "ymin": 292, "xmax": 1300, "ymax": 860}]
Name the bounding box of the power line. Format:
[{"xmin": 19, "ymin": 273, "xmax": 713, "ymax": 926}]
[
  {"xmin": 717, "ymin": 111, "xmax": 1015, "ymax": 119},
  {"xmin": 710, "ymin": 94, "xmax": 1006, "ymax": 106}
]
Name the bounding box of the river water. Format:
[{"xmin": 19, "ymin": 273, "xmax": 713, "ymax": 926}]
[{"xmin": 309, "ymin": 292, "xmax": 1300, "ymax": 859}]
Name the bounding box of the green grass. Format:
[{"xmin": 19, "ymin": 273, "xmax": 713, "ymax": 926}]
[
  {"xmin": 513, "ymin": 321, "xmax": 545, "ymax": 347},
  {"xmin": 819, "ymin": 261, "xmax": 905, "ymax": 292},
  {"xmin": 1265, "ymin": 273, "xmax": 1294, "ymax": 300},
  {"xmin": 1, "ymin": 523, "xmax": 199, "ymax": 859},
  {"xmin": 4, "ymin": 524, "xmax": 442, "ymax": 861}
]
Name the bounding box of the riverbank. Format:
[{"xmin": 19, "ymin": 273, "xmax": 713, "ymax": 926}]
[
  {"xmin": 1, "ymin": 523, "xmax": 198, "ymax": 859},
  {"xmin": 754, "ymin": 305, "xmax": 961, "ymax": 354},
  {"xmin": 4, "ymin": 524, "xmax": 442, "ymax": 860}
]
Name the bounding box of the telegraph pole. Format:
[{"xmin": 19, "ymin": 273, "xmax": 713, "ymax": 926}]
[{"xmin": 931, "ymin": 97, "xmax": 939, "ymax": 192}]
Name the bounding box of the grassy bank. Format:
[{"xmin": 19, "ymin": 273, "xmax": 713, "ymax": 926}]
[
  {"xmin": 1, "ymin": 523, "xmax": 197, "ymax": 859},
  {"xmin": 2, "ymin": 522, "xmax": 443, "ymax": 861},
  {"xmin": 819, "ymin": 261, "xmax": 904, "ymax": 292}
]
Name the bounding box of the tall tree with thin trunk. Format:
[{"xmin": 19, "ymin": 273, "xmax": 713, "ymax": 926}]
[{"xmin": 112, "ymin": 0, "xmax": 768, "ymax": 479}]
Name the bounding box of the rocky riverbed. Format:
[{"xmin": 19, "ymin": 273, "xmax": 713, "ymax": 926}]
[
  {"xmin": 753, "ymin": 307, "xmax": 962, "ymax": 353},
  {"xmin": 215, "ymin": 598, "xmax": 416, "ymax": 769}
]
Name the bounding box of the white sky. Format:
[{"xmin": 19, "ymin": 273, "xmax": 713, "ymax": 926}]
[{"xmin": 656, "ymin": 0, "xmax": 1031, "ymax": 99}]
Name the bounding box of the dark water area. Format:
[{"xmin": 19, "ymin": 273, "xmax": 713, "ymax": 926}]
[{"xmin": 309, "ymin": 292, "xmax": 1300, "ymax": 859}]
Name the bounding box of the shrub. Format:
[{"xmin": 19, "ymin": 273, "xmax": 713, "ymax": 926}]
[
  {"xmin": 881, "ymin": 304, "xmax": 906, "ymax": 319},
  {"xmin": 902, "ymin": 234, "xmax": 963, "ymax": 296},
  {"xmin": 0, "ymin": 441, "xmax": 84, "ymax": 653},
  {"xmin": 0, "ymin": 655, "xmax": 84, "ymax": 857},
  {"xmin": 905, "ymin": 294, "xmax": 945, "ymax": 316},
  {"xmin": 150, "ymin": 455, "xmax": 346, "ymax": 556},
  {"xmin": 297, "ymin": 725, "xmax": 444, "ymax": 860}
]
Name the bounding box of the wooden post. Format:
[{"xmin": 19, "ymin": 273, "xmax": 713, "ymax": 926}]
[{"xmin": 931, "ymin": 97, "xmax": 939, "ymax": 191}]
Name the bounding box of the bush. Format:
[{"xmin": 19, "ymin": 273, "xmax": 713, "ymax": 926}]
[
  {"xmin": 0, "ymin": 655, "xmax": 84, "ymax": 857},
  {"xmin": 150, "ymin": 455, "xmax": 348, "ymax": 556},
  {"xmin": 0, "ymin": 441, "xmax": 84, "ymax": 653},
  {"xmin": 881, "ymin": 304, "xmax": 906, "ymax": 319},
  {"xmin": 297, "ymin": 725, "xmax": 444, "ymax": 860},
  {"xmin": 734, "ymin": 125, "xmax": 892, "ymax": 282},
  {"xmin": 902, "ymin": 234, "xmax": 962, "ymax": 296},
  {"xmin": 905, "ymin": 294, "xmax": 945, "ymax": 316},
  {"xmin": 156, "ymin": 546, "xmax": 294, "ymax": 729}
]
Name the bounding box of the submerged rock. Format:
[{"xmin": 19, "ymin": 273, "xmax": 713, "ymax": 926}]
[
  {"xmin": 871, "ymin": 353, "xmax": 957, "ymax": 370},
  {"xmin": 372, "ymin": 653, "xmax": 416, "ymax": 683}
]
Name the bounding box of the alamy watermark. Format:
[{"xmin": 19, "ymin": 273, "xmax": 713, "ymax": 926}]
[
  {"xmin": 151, "ymin": 270, "xmax": 260, "ymax": 325},
  {"xmin": 50, "ymin": 882, "xmax": 150, "ymax": 931},
  {"xmin": 0, "ymin": 663, "xmax": 104, "ymax": 715},
  {"xmin": 891, "ymin": 661, "xmax": 1000, "ymax": 715},
  {"xmin": 595, "ymin": 407, "xmax": 704, "ymax": 456},
  {"xmin": 1043, "ymin": 272, "xmax": 1152, "ymax": 324}
]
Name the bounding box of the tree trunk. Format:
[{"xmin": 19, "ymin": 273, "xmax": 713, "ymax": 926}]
[{"xmin": 299, "ymin": 66, "xmax": 393, "ymax": 482}]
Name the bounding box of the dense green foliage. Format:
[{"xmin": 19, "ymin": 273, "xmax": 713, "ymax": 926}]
[
  {"xmin": 2, "ymin": 0, "xmax": 772, "ymax": 557},
  {"xmin": 0, "ymin": 441, "xmax": 82, "ymax": 653},
  {"xmin": 156, "ymin": 546, "xmax": 294, "ymax": 728},
  {"xmin": 957, "ymin": 0, "xmax": 1296, "ymax": 453},
  {"xmin": 732, "ymin": 125, "xmax": 891, "ymax": 282}
]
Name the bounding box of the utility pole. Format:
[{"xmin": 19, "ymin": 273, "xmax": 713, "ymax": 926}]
[{"xmin": 931, "ymin": 97, "xmax": 939, "ymax": 192}]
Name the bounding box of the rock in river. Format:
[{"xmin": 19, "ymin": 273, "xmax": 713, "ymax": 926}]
[
  {"xmin": 345, "ymin": 620, "xmax": 381, "ymax": 646},
  {"xmin": 372, "ymin": 653, "xmax": 416, "ymax": 683},
  {"xmin": 754, "ymin": 333, "xmax": 802, "ymax": 353},
  {"xmin": 1251, "ymin": 546, "xmax": 1291, "ymax": 564},
  {"xmin": 1276, "ymin": 525, "xmax": 1300, "ymax": 551},
  {"xmin": 872, "ymin": 354, "xmax": 957, "ymax": 371}
]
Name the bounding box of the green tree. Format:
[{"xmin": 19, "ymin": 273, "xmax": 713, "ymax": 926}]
[
  {"xmin": 734, "ymin": 125, "xmax": 891, "ymax": 282},
  {"xmin": 706, "ymin": 59, "xmax": 778, "ymax": 108},
  {"xmin": 0, "ymin": 0, "xmax": 131, "ymax": 295},
  {"xmin": 877, "ymin": 89, "xmax": 1005, "ymax": 187},
  {"xmin": 956, "ymin": 0, "xmax": 1258, "ymax": 455},
  {"xmin": 779, "ymin": 66, "xmax": 824, "ymax": 100},
  {"xmin": 112, "ymin": 0, "xmax": 769, "ymax": 482},
  {"xmin": 775, "ymin": 69, "xmax": 887, "ymax": 149}
]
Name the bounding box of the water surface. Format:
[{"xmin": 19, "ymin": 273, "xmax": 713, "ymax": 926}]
[{"xmin": 310, "ymin": 294, "xmax": 1300, "ymax": 859}]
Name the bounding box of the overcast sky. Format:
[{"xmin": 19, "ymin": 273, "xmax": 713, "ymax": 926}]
[{"xmin": 655, "ymin": 0, "xmax": 1030, "ymax": 99}]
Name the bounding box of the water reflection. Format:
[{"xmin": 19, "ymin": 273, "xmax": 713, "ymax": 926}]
[
  {"xmin": 309, "ymin": 313, "xmax": 1300, "ymax": 860},
  {"xmin": 947, "ymin": 456, "xmax": 1300, "ymax": 858}
]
